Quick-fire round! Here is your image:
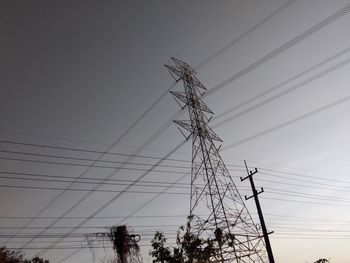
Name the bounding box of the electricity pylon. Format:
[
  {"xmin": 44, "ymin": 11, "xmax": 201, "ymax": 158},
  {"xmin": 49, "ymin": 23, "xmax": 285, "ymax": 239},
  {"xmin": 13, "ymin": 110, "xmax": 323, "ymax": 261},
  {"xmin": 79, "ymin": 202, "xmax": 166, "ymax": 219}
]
[{"xmin": 166, "ymin": 57, "xmax": 268, "ymax": 262}]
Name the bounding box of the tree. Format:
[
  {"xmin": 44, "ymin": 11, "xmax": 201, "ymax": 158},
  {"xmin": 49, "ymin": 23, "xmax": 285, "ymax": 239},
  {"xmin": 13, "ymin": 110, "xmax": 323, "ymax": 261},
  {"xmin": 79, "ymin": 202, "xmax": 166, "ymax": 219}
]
[
  {"xmin": 25, "ymin": 256, "xmax": 49, "ymax": 263},
  {"xmin": 314, "ymin": 259, "xmax": 329, "ymax": 263},
  {"xmin": 85, "ymin": 225, "xmax": 141, "ymax": 263},
  {"xmin": 149, "ymin": 232, "xmax": 175, "ymax": 263},
  {"xmin": 150, "ymin": 224, "xmax": 219, "ymax": 263},
  {"xmin": 0, "ymin": 247, "xmax": 49, "ymax": 263}
]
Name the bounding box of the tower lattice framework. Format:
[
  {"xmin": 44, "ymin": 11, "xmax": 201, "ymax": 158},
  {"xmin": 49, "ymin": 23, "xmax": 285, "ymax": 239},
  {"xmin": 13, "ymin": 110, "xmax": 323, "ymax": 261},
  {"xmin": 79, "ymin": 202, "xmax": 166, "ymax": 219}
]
[{"xmin": 166, "ymin": 58, "xmax": 268, "ymax": 263}]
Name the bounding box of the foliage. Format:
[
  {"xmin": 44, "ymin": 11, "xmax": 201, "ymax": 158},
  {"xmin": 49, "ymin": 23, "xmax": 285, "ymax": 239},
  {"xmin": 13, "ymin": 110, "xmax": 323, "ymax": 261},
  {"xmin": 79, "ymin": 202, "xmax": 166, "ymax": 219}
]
[
  {"xmin": 149, "ymin": 232, "xmax": 174, "ymax": 263},
  {"xmin": 109, "ymin": 226, "xmax": 140, "ymax": 263},
  {"xmin": 0, "ymin": 247, "xmax": 49, "ymax": 263},
  {"xmin": 85, "ymin": 225, "xmax": 141, "ymax": 263},
  {"xmin": 151, "ymin": 229, "xmax": 334, "ymax": 263},
  {"xmin": 25, "ymin": 256, "xmax": 49, "ymax": 263},
  {"xmin": 150, "ymin": 224, "xmax": 224, "ymax": 263}
]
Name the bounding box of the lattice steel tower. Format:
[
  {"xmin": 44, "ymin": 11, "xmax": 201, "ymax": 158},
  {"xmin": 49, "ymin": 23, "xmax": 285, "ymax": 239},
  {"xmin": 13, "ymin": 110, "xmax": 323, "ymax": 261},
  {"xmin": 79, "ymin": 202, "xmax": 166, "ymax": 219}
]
[{"xmin": 166, "ymin": 57, "xmax": 268, "ymax": 262}]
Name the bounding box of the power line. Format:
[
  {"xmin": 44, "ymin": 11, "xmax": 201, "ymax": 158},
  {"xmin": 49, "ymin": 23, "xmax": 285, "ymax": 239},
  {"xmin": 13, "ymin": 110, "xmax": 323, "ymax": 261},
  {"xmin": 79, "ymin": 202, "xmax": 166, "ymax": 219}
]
[
  {"xmin": 0, "ymin": 129, "xmax": 109, "ymax": 147},
  {"xmin": 213, "ymin": 58, "xmax": 350, "ymax": 128},
  {"xmin": 4, "ymin": 110, "xmax": 185, "ymax": 247},
  {"xmin": 0, "ymin": 156, "xmax": 190, "ymax": 173},
  {"xmin": 32, "ymin": 141, "xmax": 188, "ymax": 255},
  {"xmin": 258, "ymin": 167, "xmax": 350, "ymax": 185},
  {"xmin": 0, "ymin": 2, "xmax": 297, "ymax": 252},
  {"xmin": 0, "ymin": 224, "xmax": 181, "ymax": 230},
  {"xmin": 2, "ymin": 4, "xmax": 298, "ymax": 248},
  {"xmin": 2, "ymin": 68, "xmax": 344, "ymax": 256},
  {"xmin": 0, "ymin": 176, "xmax": 194, "ymax": 189},
  {"xmin": 266, "ymin": 190, "xmax": 350, "ymax": 203},
  {"xmin": 7, "ymin": 233, "xmax": 350, "ymax": 251},
  {"xmin": 205, "ymin": 2, "xmax": 350, "ymax": 97},
  {"xmin": 195, "ymin": 0, "xmax": 297, "ymax": 70},
  {"xmin": 3, "ymin": 222, "xmax": 350, "ymax": 231},
  {"xmin": 0, "ymin": 246, "xmax": 109, "ymax": 250},
  {"xmin": 0, "ymin": 218, "xmax": 349, "ymax": 231},
  {"xmin": 256, "ymin": 177, "xmax": 350, "ymax": 193},
  {"xmin": 0, "ymin": 146, "xmax": 349, "ymax": 187},
  {"xmin": 272, "ymin": 232, "xmax": 350, "ymax": 237},
  {"xmin": 17, "ymin": 4, "xmax": 345, "ymax": 260},
  {"xmin": 12, "ymin": 162, "xmax": 350, "ymax": 255},
  {"xmin": 260, "ymin": 172, "xmax": 350, "ymax": 190},
  {"xmin": 0, "ymin": 171, "xmax": 195, "ymax": 187},
  {"xmin": 222, "ymin": 94, "xmax": 350, "ymax": 150},
  {"xmin": 0, "ymin": 149, "xmax": 191, "ymax": 169},
  {"xmin": 249, "ymin": 213, "xmax": 350, "ymax": 222},
  {"xmin": 4, "ymin": 91, "xmax": 350, "ymax": 253},
  {"xmin": 263, "ymin": 222, "xmax": 350, "ymax": 227},
  {"xmin": 1, "ymin": 146, "xmax": 350, "ymax": 187},
  {"xmin": 0, "ymin": 0, "xmax": 338, "ymax": 176},
  {"xmin": 271, "ymin": 236, "xmax": 350, "ymax": 240},
  {"xmin": 0, "ymin": 139, "xmax": 190, "ymax": 163},
  {"xmin": 0, "ymin": 214, "xmax": 191, "ymax": 220},
  {"xmin": 2, "ymin": 231, "xmax": 350, "ymax": 240},
  {"xmin": 1, "ymin": 175, "xmax": 350, "ymax": 215},
  {"xmin": 1, "ymin": 146, "xmax": 348, "ymax": 192},
  {"xmin": 266, "ymin": 188, "xmax": 350, "ymax": 202},
  {"xmin": 270, "ymin": 226, "xmax": 350, "ymax": 232},
  {"xmin": 1, "ymin": 215, "xmax": 348, "ymax": 225},
  {"xmin": 0, "ymin": 184, "xmax": 191, "ymax": 195},
  {"xmin": 1, "ymin": 141, "xmax": 350, "ymax": 186},
  {"xmin": 0, "ymin": 170, "xmax": 243, "ymax": 189},
  {"xmin": 213, "ymin": 45, "xmax": 350, "ymax": 121},
  {"xmin": 261, "ymin": 197, "xmax": 350, "ymax": 207},
  {"xmin": 1, "ymin": 171, "xmax": 349, "ymax": 202}
]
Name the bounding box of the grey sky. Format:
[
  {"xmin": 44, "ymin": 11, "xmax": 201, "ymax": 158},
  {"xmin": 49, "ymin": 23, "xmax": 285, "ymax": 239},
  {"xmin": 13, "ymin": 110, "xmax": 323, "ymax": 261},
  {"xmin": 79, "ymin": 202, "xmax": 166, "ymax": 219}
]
[{"xmin": 1, "ymin": 0, "xmax": 350, "ymax": 262}]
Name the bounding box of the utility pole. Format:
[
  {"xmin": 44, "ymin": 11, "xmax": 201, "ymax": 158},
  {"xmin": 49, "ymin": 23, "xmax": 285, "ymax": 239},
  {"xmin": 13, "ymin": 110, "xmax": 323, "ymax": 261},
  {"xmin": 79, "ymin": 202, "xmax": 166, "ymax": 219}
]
[
  {"xmin": 85, "ymin": 225, "xmax": 141, "ymax": 263},
  {"xmin": 241, "ymin": 160, "xmax": 275, "ymax": 263},
  {"xmin": 166, "ymin": 57, "xmax": 268, "ymax": 263}
]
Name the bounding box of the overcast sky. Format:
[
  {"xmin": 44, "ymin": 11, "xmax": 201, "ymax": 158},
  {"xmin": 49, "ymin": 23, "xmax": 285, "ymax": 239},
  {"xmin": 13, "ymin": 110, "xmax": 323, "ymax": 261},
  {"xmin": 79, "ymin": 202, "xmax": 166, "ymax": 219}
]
[{"xmin": 1, "ymin": 0, "xmax": 350, "ymax": 262}]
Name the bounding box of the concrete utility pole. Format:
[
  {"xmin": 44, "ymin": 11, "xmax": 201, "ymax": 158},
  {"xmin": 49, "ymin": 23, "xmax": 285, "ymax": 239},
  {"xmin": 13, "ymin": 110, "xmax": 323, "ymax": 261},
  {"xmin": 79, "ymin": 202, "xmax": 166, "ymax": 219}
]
[{"xmin": 241, "ymin": 160, "xmax": 275, "ymax": 263}]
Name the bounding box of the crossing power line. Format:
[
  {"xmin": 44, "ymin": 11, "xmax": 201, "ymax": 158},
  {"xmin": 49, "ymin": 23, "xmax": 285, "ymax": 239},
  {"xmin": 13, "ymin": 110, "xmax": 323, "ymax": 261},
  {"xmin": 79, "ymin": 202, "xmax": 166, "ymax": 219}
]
[{"xmin": 2, "ymin": 3, "xmax": 350, "ymax": 260}]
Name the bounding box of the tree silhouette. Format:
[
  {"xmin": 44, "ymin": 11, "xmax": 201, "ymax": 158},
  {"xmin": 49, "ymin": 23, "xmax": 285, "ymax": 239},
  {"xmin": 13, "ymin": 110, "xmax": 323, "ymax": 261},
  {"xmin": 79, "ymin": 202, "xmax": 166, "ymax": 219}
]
[
  {"xmin": 150, "ymin": 224, "xmax": 219, "ymax": 263},
  {"xmin": 0, "ymin": 247, "xmax": 49, "ymax": 263},
  {"xmin": 85, "ymin": 225, "xmax": 141, "ymax": 263}
]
